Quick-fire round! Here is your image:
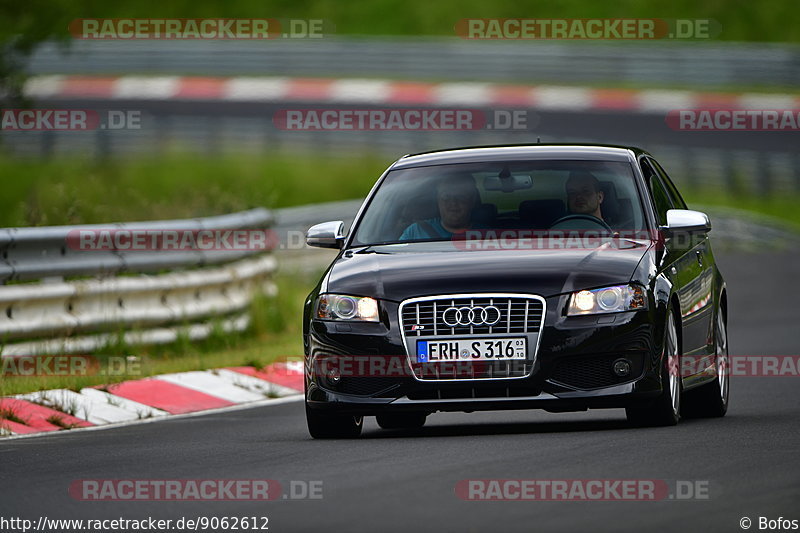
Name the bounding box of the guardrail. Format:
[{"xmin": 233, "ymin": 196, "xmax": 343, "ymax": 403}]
[
  {"xmin": 26, "ymin": 38, "xmax": 800, "ymax": 89},
  {"xmin": 0, "ymin": 209, "xmax": 276, "ymax": 357},
  {"xmin": 0, "ymin": 209, "xmax": 272, "ymax": 283}
]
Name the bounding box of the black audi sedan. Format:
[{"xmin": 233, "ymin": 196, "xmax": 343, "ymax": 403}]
[{"xmin": 302, "ymin": 144, "xmax": 729, "ymax": 438}]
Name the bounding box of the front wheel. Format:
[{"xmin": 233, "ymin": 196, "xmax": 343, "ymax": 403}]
[
  {"xmin": 682, "ymin": 308, "xmax": 729, "ymax": 418},
  {"xmin": 626, "ymin": 312, "xmax": 682, "ymax": 427},
  {"xmin": 306, "ymin": 402, "xmax": 363, "ymax": 439}
]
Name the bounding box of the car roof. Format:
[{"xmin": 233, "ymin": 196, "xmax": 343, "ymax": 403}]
[{"xmin": 391, "ymin": 144, "xmax": 647, "ymax": 169}]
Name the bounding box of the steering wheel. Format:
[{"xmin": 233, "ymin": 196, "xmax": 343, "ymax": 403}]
[{"xmin": 549, "ymin": 214, "xmax": 613, "ymax": 233}]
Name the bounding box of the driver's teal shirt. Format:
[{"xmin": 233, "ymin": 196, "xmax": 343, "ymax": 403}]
[{"xmin": 399, "ymin": 218, "xmax": 452, "ymax": 240}]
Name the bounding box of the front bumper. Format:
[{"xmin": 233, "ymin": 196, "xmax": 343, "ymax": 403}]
[
  {"xmin": 306, "ymin": 383, "xmax": 661, "ymax": 416},
  {"xmin": 304, "ymin": 297, "xmax": 666, "ymax": 416}
]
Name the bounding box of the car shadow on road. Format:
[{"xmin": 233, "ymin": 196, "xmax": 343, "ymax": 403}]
[{"xmin": 361, "ymin": 416, "xmax": 644, "ymax": 439}]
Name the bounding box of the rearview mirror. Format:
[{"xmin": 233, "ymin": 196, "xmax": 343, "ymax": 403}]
[
  {"xmin": 306, "ymin": 221, "xmax": 346, "ymax": 249},
  {"xmin": 483, "ymin": 174, "xmax": 532, "ymax": 192}
]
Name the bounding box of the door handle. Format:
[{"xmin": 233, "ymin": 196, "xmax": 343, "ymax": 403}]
[{"xmin": 696, "ymin": 250, "xmax": 703, "ymax": 267}]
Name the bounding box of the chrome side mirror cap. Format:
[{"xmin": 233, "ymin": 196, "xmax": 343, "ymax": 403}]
[
  {"xmin": 306, "ymin": 221, "xmax": 346, "ymax": 249},
  {"xmin": 664, "ymin": 209, "xmax": 711, "ymax": 235}
]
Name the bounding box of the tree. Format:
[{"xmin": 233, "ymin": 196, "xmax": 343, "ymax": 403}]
[{"xmin": 0, "ymin": 1, "xmax": 74, "ymax": 107}]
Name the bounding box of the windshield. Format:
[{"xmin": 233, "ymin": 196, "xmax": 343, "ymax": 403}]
[{"xmin": 351, "ymin": 160, "xmax": 647, "ymax": 246}]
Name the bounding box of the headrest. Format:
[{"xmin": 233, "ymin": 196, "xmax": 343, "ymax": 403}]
[
  {"xmin": 519, "ymin": 199, "xmax": 566, "ymax": 229},
  {"xmin": 472, "ymin": 203, "xmax": 497, "ymax": 225},
  {"xmin": 598, "ymin": 181, "xmax": 620, "ymax": 223}
]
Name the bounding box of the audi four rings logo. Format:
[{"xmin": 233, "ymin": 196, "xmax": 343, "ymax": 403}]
[{"xmin": 442, "ymin": 305, "xmax": 502, "ymax": 327}]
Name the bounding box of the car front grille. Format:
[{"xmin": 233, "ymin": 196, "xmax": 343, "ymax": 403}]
[
  {"xmin": 401, "ymin": 295, "xmax": 544, "ymax": 337},
  {"xmin": 399, "ymin": 294, "xmax": 545, "ymax": 381}
]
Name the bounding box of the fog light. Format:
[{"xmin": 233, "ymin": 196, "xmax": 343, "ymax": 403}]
[
  {"xmin": 613, "ymin": 358, "xmax": 631, "ymax": 377},
  {"xmin": 327, "ymin": 368, "xmax": 341, "ymax": 384}
]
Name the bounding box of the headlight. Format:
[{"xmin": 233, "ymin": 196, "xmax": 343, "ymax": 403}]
[
  {"xmin": 316, "ymin": 294, "xmax": 379, "ymax": 322},
  {"xmin": 567, "ymin": 284, "xmax": 647, "ymax": 316}
]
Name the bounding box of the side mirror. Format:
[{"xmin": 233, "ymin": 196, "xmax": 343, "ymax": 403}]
[
  {"xmin": 306, "ymin": 221, "xmax": 346, "ymax": 249},
  {"xmin": 664, "ymin": 209, "xmax": 711, "ymax": 235}
]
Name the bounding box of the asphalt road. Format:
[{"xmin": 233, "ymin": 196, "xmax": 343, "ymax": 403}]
[{"xmin": 2, "ymin": 249, "xmax": 799, "ymax": 533}]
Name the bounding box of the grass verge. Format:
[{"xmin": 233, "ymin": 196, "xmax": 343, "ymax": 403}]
[
  {"xmin": 682, "ymin": 189, "xmax": 800, "ymax": 232},
  {"xmin": 9, "ymin": 0, "xmax": 800, "ymax": 43},
  {"xmin": 0, "ymin": 152, "xmax": 388, "ymax": 227},
  {"xmin": 2, "ymin": 151, "xmax": 799, "ymax": 230}
]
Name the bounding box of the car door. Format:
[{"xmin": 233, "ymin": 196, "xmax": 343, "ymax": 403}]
[
  {"xmin": 640, "ymin": 156, "xmax": 712, "ymax": 358},
  {"xmin": 649, "ymin": 156, "xmax": 715, "ymax": 357}
]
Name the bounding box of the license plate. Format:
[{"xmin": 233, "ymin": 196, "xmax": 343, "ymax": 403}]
[{"xmin": 416, "ymin": 338, "xmax": 527, "ymax": 363}]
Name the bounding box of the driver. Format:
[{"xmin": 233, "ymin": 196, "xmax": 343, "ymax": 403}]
[
  {"xmin": 565, "ymin": 171, "xmax": 605, "ymax": 221},
  {"xmin": 400, "ymin": 173, "xmax": 480, "ymax": 240}
]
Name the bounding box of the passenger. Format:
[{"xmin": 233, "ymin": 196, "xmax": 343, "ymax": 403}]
[{"xmin": 400, "ymin": 174, "xmax": 480, "ymax": 240}]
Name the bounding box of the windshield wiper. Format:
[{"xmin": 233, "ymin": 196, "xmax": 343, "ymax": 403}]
[
  {"xmin": 352, "ymin": 245, "xmax": 392, "ymax": 254},
  {"xmin": 351, "ymin": 238, "xmax": 450, "ymax": 253}
]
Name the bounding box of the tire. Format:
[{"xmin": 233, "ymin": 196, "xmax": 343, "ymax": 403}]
[
  {"xmin": 682, "ymin": 308, "xmax": 729, "ymax": 418},
  {"xmin": 626, "ymin": 311, "xmax": 682, "ymax": 427},
  {"xmin": 305, "ymin": 402, "xmax": 363, "ymax": 439},
  {"xmin": 376, "ymin": 412, "xmax": 427, "ymax": 430}
]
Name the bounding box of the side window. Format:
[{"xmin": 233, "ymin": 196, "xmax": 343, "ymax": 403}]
[
  {"xmin": 649, "ymin": 157, "xmax": 687, "ymax": 209},
  {"xmin": 641, "ymin": 159, "xmax": 674, "ymax": 226}
]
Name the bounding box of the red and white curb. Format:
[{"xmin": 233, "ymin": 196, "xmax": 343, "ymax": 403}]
[
  {"xmin": 0, "ymin": 362, "xmax": 303, "ymax": 438},
  {"xmin": 23, "ymin": 75, "xmax": 800, "ymax": 113}
]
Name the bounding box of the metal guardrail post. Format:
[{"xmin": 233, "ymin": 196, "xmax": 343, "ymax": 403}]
[{"xmin": 756, "ymin": 152, "xmax": 772, "ymax": 196}]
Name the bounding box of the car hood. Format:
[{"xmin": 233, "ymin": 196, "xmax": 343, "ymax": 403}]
[{"xmin": 325, "ymin": 240, "xmax": 653, "ymax": 302}]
